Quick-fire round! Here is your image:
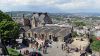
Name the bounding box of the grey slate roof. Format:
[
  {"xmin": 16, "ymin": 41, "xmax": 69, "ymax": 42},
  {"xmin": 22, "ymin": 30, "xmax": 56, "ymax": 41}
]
[
  {"xmin": 20, "ymin": 26, "xmax": 30, "ymax": 32},
  {"xmin": 31, "ymin": 26, "xmax": 71, "ymax": 36}
]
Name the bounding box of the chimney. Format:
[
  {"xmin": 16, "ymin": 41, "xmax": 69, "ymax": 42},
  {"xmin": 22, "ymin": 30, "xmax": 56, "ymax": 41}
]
[
  {"xmin": 33, "ymin": 13, "xmax": 36, "ymax": 14},
  {"xmin": 44, "ymin": 12, "xmax": 47, "ymax": 15},
  {"xmin": 38, "ymin": 13, "xmax": 42, "ymax": 16}
]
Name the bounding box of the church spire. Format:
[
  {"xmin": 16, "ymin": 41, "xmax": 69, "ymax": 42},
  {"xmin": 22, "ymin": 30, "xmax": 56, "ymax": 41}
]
[{"xmin": 22, "ymin": 14, "xmax": 25, "ymax": 18}]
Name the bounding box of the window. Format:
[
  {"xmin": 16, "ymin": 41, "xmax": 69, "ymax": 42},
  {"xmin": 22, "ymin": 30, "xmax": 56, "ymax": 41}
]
[
  {"xmin": 49, "ymin": 35, "xmax": 52, "ymax": 40},
  {"xmin": 28, "ymin": 33, "xmax": 30, "ymax": 37},
  {"xmin": 34, "ymin": 34, "xmax": 37, "ymax": 38},
  {"xmin": 41, "ymin": 34, "xmax": 44, "ymax": 39}
]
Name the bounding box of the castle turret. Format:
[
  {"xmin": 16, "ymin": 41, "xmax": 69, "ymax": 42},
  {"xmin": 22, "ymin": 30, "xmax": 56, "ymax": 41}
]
[{"xmin": 31, "ymin": 12, "xmax": 52, "ymax": 28}]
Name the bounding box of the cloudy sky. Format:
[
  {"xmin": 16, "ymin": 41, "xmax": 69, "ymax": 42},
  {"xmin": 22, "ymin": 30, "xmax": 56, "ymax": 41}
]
[{"xmin": 0, "ymin": 0, "xmax": 100, "ymax": 13}]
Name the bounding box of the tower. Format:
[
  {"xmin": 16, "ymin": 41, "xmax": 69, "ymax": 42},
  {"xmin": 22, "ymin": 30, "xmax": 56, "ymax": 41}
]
[{"xmin": 31, "ymin": 13, "xmax": 37, "ymax": 28}]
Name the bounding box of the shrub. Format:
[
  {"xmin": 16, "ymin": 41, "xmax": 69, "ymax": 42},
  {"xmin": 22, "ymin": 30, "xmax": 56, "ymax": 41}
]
[
  {"xmin": 90, "ymin": 35, "xmax": 100, "ymax": 51},
  {"xmin": 7, "ymin": 48, "xmax": 23, "ymax": 56}
]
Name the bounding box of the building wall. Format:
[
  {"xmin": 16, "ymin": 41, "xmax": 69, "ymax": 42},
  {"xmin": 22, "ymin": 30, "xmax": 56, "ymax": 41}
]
[
  {"xmin": 26, "ymin": 30, "xmax": 33, "ymax": 37},
  {"xmin": 31, "ymin": 13, "xmax": 52, "ymax": 28},
  {"xmin": 31, "ymin": 18, "xmax": 37, "ymax": 28}
]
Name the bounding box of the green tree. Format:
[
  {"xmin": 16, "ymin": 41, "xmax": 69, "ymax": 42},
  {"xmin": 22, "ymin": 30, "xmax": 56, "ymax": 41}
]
[
  {"xmin": 0, "ymin": 10, "xmax": 12, "ymax": 22},
  {"xmin": 0, "ymin": 10, "xmax": 19, "ymax": 48},
  {"xmin": 0, "ymin": 10, "xmax": 19, "ymax": 39},
  {"xmin": 0, "ymin": 21, "xmax": 19, "ymax": 39},
  {"xmin": 0, "ymin": 10, "xmax": 20, "ymax": 55},
  {"xmin": 73, "ymin": 21, "xmax": 86, "ymax": 27}
]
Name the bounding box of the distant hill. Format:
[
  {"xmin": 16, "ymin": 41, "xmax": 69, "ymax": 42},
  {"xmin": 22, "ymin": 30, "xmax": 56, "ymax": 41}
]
[
  {"xmin": 5, "ymin": 11, "xmax": 100, "ymax": 21},
  {"xmin": 72, "ymin": 13, "xmax": 100, "ymax": 16},
  {"xmin": 6, "ymin": 11, "xmax": 33, "ymax": 17},
  {"xmin": 6, "ymin": 11, "xmax": 100, "ymax": 17}
]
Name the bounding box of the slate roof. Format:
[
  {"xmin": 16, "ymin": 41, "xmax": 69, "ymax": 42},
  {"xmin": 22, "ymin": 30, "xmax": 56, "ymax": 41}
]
[
  {"xmin": 31, "ymin": 26, "xmax": 71, "ymax": 36},
  {"xmin": 20, "ymin": 26, "xmax": 30, "ymax": 32},
  {"xmin": 58, "ymin": 28, "xmax": 71, "ymax": 36},
  {"xmin": 19, "ymin": 27, "xmax": 26, "ymax": 33}
]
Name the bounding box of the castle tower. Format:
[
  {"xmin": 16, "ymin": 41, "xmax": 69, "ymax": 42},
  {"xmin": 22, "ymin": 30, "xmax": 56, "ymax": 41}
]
[
  {"xmin": 21, "ymin": 14, "xmax": 25, "ymax": 26},
  {"xmin": 31, "ymin": 13, "xmax": 37, "ymax": 28},
  {"xmin": 31, "ymin": 12, "xmax": 52, "ymax": 28}
]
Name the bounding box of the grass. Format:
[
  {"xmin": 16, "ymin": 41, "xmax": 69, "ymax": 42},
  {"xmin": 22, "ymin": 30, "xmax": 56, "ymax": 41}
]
[
  {"xmin": 90, "ymin": 36, "xmax": 100, "ymax": 52},
  {"xmin": 7, "ymin": 48, "xmax": 22, "ymax": 56}
]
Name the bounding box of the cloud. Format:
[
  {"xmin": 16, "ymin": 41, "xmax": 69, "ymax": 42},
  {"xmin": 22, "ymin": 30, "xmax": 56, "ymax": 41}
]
[
  {"xmin": 55, "ymin": 0, "xmax": 94, "ymax": 10},
  {"xmin": 0, "ymin": 0, "xmax": 100, "ymax": 12}
]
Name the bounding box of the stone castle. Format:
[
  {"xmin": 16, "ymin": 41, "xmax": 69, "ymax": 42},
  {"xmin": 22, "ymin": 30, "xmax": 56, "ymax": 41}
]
[
  {"xmin": 12, "ymin": 13, "xmax": 52, "ymax": 28},
  {"xmin": 11, "ymin": 12, "xmax": 72, "ymax": 42}
]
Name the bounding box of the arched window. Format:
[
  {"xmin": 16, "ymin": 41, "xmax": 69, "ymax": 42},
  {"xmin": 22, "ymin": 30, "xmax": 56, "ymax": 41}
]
[
  {"xmin": 34, "ymin": 33, "xmax": 37, "ymax": 38},
  {"xmin": 49, "ymin": 35, "xmax": 52, "ymax": 40},
  {"xmin": 28, "ymin": 33, "xmax": 30, "ymax": 37},
  {"xmin": 41, "ymin": 34, "xmax": 44, "ymax": 39}
]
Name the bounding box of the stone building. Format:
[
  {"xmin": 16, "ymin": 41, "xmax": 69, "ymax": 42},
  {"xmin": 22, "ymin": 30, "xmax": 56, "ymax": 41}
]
[
  {"xmin": 26, "ymin": 26, "xmax": 72, "ymax": 42},
  {"xmin": 12, "ymin": 14, "xmax": 31, "ymax": 27},
  {"xmin": 11, "ymin": 12, "xmax": 52, "ymax": 38},
  {"xmin": 11, "ymin": 12, "xmax": 73, "ymax": 49},
  {"xmin": 25, "ymin": 26, "xmax": 72, "ymax": 48},
  {"xmin": 11, "ymin": 12, "xmax": 72, "ymax": 40},
  {"xmin": 31, "ymin": 13, "xmax": 52, "ymax": 28},
  {"xmin": 12, "ymin": 12, "xmax": 52, "ymax": 28}
]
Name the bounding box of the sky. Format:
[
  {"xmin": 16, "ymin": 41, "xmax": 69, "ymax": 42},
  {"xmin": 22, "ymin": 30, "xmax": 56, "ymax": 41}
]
[{"xmin": 0, "ymin": 0, "xmax": 100, "ymax": 13}]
